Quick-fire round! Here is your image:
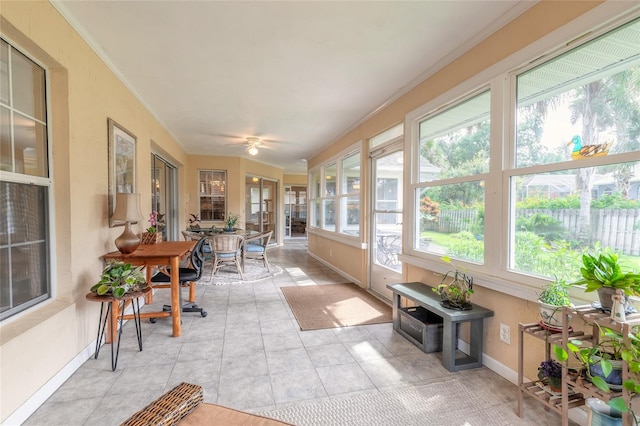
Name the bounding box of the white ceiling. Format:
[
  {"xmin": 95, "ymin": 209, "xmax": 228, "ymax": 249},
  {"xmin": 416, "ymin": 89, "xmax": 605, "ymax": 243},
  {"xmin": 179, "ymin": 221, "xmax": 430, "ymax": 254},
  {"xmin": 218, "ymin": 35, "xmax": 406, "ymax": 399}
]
[{"xmin": 52, "ymin": 1, "xmax": 535, "ymax": 174}]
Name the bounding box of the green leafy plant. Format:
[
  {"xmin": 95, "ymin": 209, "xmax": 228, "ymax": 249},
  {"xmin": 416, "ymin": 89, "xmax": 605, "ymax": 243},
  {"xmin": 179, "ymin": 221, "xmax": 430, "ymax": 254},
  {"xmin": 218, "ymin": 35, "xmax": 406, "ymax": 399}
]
[
  {"xmin": 224, "ymin": 212, "xmax": 240, "ymax": 231},
  {"xmin": 188, "ymin": 213, "xmax": 200, "ymax": 228},
  {"xmin": 432, "ymin": 255, "xmax": 474, "ymax": 309},
  {"xmin": 90, "ymin": 261, "xmax": 147, "ymax": 298},
  {"xmin": 554, "ymin": 324, "xmax": 638, "ymax": 418},
  {"xmin": 538, "ymin": 277, "xmax": 571, "ymax": 307},
  {"xmin": 572, "ymin": 247, "xmax": 640, "ymax": 296}
]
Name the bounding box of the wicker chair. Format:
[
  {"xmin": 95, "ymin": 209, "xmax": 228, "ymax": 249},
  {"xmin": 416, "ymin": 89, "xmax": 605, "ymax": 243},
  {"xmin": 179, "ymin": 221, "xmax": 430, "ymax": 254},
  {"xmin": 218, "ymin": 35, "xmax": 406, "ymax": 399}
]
[
  {"xmin": 210, "ymin": 234, "xmax": 244, "ymax": 280},
  {"xmin": 242, "ymin": 230, "xmax": 273, "ymax": 272}
]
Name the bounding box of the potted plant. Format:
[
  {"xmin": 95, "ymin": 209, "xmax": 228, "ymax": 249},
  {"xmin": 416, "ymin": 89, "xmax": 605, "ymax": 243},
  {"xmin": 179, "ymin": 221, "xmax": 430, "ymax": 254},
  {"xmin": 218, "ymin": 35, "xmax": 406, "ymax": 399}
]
[
  {"xmin": 538, "ymin": 359, "xmax": 563, "ymax": 392},
  {"xmin": 223, "ymin": 212, "xmax": 240, "ymax": 232},
  {"xmin": 571, "ymin": 247, "xmax": 640, "ymax": 309},
  {"xmin": 555, "ymin": 324, "xmax": 626, "ymax": 392},
  {"xmin": 140, "ymin": 211, "xmax": 163, "ymax": 244},
  {"xmin": 432, "ymin": 255, "xmax": 473, "ymax": 310},
  {"xmin": 188, "ymin": 213, "xmax": 201, "ymax": 229},
  {"xmin": 91, "ymin": 261, "xmax": 147, "ymax": 298},
  {"xmin": 537, "ymin": 277, "xmax": 572, "ymax": 328}
]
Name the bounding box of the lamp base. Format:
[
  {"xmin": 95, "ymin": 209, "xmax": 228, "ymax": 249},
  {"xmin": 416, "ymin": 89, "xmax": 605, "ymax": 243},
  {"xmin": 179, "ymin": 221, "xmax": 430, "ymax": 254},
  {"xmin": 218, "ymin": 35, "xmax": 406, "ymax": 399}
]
[{"xmin": 115, "ymin": 222, "xmax": 141, "ymax": 254}]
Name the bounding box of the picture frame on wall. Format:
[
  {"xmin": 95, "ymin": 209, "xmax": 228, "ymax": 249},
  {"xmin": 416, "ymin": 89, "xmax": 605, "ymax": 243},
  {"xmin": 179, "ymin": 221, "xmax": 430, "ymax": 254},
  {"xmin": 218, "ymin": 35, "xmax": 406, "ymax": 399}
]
[{"xmin": 108, "ymin": 118, "xmax": 137, "ymax": 227}]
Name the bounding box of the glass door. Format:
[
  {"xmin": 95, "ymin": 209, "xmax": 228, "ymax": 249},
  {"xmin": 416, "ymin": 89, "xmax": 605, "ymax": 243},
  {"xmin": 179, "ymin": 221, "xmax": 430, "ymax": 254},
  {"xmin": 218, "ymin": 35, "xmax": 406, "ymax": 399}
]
[
  {"xmin": 245, "ymin": 176, "xmax": 278, "ymax": 244},
  {"xmin": 151, "ymin": 154, "xmax": 178, "ymax": 241},
  {"xmin": 284, "ymin": 185, "xmax": 307, "ymax": 239},
  {"xmin": 369, "ymin": 144, "xmax": 403, "ymax": 301}
]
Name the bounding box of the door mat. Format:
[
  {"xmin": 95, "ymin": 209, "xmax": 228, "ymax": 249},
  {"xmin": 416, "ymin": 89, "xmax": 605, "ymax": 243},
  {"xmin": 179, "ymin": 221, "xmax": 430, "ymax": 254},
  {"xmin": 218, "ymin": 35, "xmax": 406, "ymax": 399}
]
[{"xmin": 280, "ymin": 283, "xmax": 392, "ymax": 330}]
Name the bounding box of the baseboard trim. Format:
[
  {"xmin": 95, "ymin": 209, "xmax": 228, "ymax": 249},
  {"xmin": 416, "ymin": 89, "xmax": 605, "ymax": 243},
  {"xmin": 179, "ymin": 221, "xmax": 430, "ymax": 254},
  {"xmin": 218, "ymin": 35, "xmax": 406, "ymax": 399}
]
[
  {"xmin": 3, "ymin": 298, "xmax": 146, "ymax": 425},
  {"xmin": 306, "ymin": 251, "xmax": 361, "ymax": 286}
]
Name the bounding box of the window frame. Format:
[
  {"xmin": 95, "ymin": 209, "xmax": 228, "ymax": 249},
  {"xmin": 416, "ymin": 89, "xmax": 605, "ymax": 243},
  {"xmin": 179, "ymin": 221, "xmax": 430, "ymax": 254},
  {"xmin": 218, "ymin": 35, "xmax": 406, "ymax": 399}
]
[
  {"xmin": 0, "ymin": 36, "xmax": 53, "ymax": 321},
  {"xmin": 197, "ymin": 169, "xmax": 227, "ymax": 222},
  {"xmin": 308, "ymin": 143, "xmax": 362, "ymax": 243},
  {"xmin": 402, "ymin": 4, "xmax": 640, "ymax": 301}
]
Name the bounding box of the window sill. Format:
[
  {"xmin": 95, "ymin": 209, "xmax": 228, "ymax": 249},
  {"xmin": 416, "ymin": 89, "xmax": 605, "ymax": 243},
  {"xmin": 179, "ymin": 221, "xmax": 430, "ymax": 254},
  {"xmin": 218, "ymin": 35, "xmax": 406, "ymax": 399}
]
[
  {"xmin": 0, "ymin": 299, "xmax": 73, "ymax": 346},
  {"xmin": 307, "ymin": 227, "xmax": 367, "ymax": 249}
]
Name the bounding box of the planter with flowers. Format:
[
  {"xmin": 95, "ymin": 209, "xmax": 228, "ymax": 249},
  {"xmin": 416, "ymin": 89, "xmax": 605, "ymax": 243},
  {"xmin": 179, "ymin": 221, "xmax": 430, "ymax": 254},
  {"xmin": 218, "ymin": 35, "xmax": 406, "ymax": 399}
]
[
  {"xmin": 141, "ymin": 211, "xmax": 163, "ymax": 244},
  {"xmin": 223, "ymin": 212, "xmax": 240, "ymax": 232},
  {"xmin": 537, "ymin": 359, "xmax": 563, "ymax": 392}
]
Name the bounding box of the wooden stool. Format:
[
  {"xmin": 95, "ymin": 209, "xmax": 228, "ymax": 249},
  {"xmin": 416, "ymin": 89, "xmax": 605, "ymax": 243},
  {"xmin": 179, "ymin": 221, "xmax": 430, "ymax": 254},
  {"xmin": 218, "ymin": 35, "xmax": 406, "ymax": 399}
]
[{"xmin": 86, "ymin": 287, "xmax": 150, "ymax": 371}]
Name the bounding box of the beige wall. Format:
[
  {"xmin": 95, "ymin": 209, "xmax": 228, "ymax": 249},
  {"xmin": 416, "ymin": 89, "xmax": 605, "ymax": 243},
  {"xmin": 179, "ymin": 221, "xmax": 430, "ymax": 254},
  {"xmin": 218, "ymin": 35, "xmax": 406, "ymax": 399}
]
[
  {"xmin": 0, "ymin": 1, "xmax": 192, "ymax": 421},
  {"xmin": 0, "ymin": 0, "xmax": 612, "ymax": 421},
  {"xmin": 307, "ymin": 0, "xmax": 604, "ymax": 382},
  {"xmin": 186, "ymin": 155, "xmax": 284, "ymax": 239}
]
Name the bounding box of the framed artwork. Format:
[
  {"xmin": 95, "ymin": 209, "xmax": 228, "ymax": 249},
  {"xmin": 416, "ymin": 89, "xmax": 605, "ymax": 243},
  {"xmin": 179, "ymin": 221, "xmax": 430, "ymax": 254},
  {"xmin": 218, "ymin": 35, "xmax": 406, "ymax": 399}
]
[{"xmin": 108, "ymin": 118, "xmax": 137, "ymax": 227}]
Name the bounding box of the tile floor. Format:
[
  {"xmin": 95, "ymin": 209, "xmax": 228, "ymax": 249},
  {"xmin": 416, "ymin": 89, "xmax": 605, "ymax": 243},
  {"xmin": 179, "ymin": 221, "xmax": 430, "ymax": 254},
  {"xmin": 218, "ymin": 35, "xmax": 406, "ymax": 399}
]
[{"xmin": 23, "ymin": 241, "xmax": 569, "ymax": 425}]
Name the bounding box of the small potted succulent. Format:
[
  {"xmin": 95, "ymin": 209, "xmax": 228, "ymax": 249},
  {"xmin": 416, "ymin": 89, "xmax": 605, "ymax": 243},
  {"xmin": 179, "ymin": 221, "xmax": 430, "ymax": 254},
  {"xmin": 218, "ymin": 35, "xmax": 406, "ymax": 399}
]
[
  {"xmin": 91, "ymin": 261, "xmax": 147, "ymax": 298},
  {"xmin": 538, "ymin": 359, "xmax": 563, "ymax": 392}
]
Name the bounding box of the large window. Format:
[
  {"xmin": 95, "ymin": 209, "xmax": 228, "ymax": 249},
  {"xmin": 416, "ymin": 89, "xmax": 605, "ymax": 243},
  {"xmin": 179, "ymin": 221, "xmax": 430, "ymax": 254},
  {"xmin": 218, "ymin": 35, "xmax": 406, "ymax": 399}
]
[
  {"xmin": 0, "ymin": 38, "xmax": 51, "ymax": 320},
  {"xmin": 510, "ymin": 17, "xmax": 640, "ymax": 282},
  {"xmin": 408, "ymin": 12, "xmax": 640, "ymax": 291},
  {"xmin": 198, "ymin": 170, "xmax": 226, "ymax": 221},
  {"xmin": 413, "ymin": 90, "xmax": 490, "ymax": 263},
  {"xmin": 308, "ymin": 146, "xmax": 361, "ymax": 237}
]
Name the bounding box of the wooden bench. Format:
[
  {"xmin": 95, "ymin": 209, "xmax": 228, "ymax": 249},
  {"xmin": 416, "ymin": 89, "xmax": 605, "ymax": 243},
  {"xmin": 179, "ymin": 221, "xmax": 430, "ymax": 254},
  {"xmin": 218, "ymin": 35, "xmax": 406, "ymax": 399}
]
[{"xmin": 387, "ymin": 282, "xmax": 494, "ymax": 372}]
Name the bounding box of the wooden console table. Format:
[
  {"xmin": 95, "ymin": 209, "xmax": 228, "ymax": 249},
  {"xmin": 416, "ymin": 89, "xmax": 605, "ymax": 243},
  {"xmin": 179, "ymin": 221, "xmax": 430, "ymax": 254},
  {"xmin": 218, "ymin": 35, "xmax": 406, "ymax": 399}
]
[
  {"xmin": 102, "ymin": 241, "xmax": 196, "ymax": 338},
  {"xmin": 387, "ymin": 282, "xmax": 494, "ymax": 371}
]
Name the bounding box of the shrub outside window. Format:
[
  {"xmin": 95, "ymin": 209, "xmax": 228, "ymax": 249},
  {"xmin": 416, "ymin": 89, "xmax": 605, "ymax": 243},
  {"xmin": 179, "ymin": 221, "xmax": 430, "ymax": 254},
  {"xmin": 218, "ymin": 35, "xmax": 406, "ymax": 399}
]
[
  {"xmin": 414, "ymin": 90, "xmax": 490, "ymax": 263},
  {"xmin": 510, "ymin": 17, "xmax": 640, "ymax": 282}
]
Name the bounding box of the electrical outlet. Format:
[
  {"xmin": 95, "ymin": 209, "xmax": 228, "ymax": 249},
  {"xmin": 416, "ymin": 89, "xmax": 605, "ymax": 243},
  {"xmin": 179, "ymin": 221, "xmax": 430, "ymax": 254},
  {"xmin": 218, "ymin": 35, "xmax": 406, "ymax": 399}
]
[{"xmin": 500, "ymin": 323, "xmax": 510, "ymax": 344}]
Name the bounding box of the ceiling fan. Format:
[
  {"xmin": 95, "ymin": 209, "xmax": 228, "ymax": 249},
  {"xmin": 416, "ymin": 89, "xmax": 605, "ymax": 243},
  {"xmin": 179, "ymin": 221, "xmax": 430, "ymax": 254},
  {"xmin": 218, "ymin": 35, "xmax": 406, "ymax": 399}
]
[{"xmin": 245, "ymin": 137, "xmax": 262, "ymax": 156}]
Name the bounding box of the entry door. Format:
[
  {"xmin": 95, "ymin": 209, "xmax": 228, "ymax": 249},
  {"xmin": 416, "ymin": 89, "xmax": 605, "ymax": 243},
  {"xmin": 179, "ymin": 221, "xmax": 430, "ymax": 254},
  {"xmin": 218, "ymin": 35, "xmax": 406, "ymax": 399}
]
[
  {"xmin": 369, "ymin": 145, "xmax": 403, "ymax": 301},
  {"xmin": 245, "ymin": 176, "xmax": 278, "ymax": 244},
  {"xmin": 151, "ymin": 154, "xmax": 178, "ymax": 241},
  {"xmin": 284, "ymin": 185, "xmax": 307, "ymax": 239}
]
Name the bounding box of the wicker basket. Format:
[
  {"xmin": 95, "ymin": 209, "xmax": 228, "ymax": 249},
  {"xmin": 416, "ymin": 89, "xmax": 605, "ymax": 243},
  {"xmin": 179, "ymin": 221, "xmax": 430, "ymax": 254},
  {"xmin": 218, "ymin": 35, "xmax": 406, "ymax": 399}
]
[
  {"xmin": 121, "ymin": 382, "xmax": 203, "ymax": 426},
  {"xmin": 140, "ymin": 232, "xmax": 163, "ymax": 245}
]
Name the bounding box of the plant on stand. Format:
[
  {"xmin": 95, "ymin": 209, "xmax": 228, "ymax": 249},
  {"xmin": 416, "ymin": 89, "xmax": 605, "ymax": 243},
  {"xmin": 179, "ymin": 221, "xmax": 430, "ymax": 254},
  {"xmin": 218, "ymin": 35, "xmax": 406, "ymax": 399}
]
[
  {"xmin": 91, "ymin": 261, "xmax": 147, "ymax": 298},
  {"xmin": 538, "ymin": 359, "xmax": 563, "ymax": 392},
  {"xmin": 571, "ymin": 247, "xmax": 640, "ymax": 310},
  {"xmin": 432, "ymin": 255, "xmax": 473, "ymax": 310},
  {"xmin": 537, "ymin": 277, "xmax": 572, "ymax": 328}
]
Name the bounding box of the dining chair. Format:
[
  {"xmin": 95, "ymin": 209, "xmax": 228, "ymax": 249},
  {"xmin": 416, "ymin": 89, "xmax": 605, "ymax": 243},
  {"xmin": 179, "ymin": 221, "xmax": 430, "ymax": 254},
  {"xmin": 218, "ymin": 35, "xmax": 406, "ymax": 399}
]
[
  {"xmin": 150, "ymin": 237, "xmax": 208, "ymax": 318},
  {"xmin": 242, "ymin": 230, "xmax": 273, "ymax": 272},
  {"xmin": 211, "ymin": 234, "xmax": 244, "ymax": 280}
]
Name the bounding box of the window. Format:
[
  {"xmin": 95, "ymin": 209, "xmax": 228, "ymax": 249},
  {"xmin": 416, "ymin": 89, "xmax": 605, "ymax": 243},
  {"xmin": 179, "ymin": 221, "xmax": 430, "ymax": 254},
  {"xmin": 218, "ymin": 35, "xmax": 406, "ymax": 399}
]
[
  {"xmin": 0, "ymin": 38, "xmax": 51, "ymax": 320},
  {"xmin": 308, "ymin": 146, "xmax": 361, "ymax": 237},
  {"xmin": 413, "ymin": 90, "xmax": 490, "ymax": 263},
  {"xmin": 510, "ymin": 17, "xmax": 640, "ymax": 282},
  {"xmin": 340, "ymin": 152, "xmax": 360, "ymax": 234},
  {"xmin": 198, "ymin": 170, "xmax": 226, "ymax": 221}
]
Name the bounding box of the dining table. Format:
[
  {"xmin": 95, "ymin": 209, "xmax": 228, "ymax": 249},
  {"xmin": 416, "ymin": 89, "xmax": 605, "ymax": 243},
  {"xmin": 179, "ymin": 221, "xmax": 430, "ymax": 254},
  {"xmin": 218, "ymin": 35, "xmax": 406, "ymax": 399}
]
[{"xmin": 101, "ymin": 240, "xmax": 196, "ymax": 339}]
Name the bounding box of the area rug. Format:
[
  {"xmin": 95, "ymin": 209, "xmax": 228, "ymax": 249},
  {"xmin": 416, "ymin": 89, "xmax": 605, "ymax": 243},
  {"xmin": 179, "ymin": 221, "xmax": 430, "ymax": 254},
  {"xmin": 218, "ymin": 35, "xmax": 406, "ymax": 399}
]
[
  {"xmin": 259, "ymin": 379, "xmax": 522, "ymax": 425},
  {"xmin": 197, "ymin": 259, "xmax": 283, "ymax": 285},
  {"xmin": 280, "ymin": 283, "xmax": 392, "ymax": 330}
]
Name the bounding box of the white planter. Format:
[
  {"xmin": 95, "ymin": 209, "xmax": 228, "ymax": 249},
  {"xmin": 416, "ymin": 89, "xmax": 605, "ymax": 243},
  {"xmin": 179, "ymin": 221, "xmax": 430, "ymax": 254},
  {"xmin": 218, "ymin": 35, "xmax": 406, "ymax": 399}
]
[{"xmin": 538, "ymin": 301, "xmax": 564, "ymax": 327}]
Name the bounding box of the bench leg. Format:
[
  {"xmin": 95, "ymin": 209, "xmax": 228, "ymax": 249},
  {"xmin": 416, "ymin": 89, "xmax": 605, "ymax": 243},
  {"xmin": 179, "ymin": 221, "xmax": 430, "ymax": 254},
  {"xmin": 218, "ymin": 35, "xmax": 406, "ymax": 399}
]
[{"xmin": 442, "ymin": 319, "xmax": 457, "ymax": 372}]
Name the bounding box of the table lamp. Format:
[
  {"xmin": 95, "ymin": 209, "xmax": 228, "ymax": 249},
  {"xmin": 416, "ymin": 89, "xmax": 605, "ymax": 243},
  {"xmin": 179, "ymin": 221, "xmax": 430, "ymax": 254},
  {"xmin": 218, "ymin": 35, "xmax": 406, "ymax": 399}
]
[{"xmin": 112, "ymin": 192, "xmax": 142, "ymax": 254}]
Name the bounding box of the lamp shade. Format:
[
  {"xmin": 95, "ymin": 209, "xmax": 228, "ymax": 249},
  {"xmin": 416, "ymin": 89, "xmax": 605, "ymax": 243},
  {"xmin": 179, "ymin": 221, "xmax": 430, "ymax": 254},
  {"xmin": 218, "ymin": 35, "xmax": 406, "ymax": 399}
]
[{"xmin": 112, "ymin": 193, "xmax": 142, "ymax": 223}]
